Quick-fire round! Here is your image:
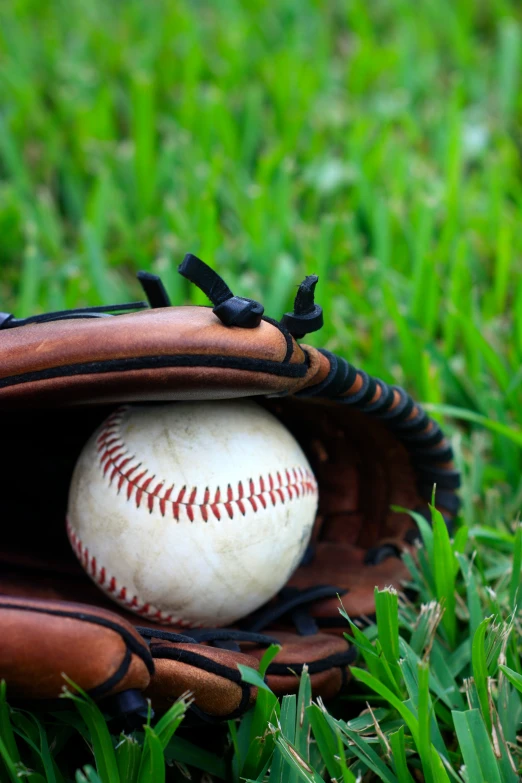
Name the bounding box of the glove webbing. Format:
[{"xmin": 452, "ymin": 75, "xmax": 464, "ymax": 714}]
[{"xmin": 297, "ymin": 348, "xmax": 461, "ymax": 524}]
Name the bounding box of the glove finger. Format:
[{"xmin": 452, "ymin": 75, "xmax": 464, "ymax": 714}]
[
  {"xmin": 144, "ymin": 639, "xmax": 259, "ymax": 720},
  {"xmin": 0, "ymin": 596, "xmax": 153, "ymax": 701},
  {"xmin": 247, "ymin": 631, "xmax": 354, "ymax": 700},
  {"xmin": 143, "ymin": 628, "xmax": 353, "ymax": 717}
]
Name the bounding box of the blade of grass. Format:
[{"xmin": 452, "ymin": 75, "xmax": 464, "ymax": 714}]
[
  {"xmin": 76, "ymin": 768, "xmax": 103, "ymax": 783},
  {"xmin": 307, "ymin": 704, "xmax": 348, "ymax": 783},
  {"xmin": 131, "ymin": 72, "xmax": 157, "ymax": 220},
  {"xmin": 431, "ymin": 504, "xmax": 457, "ymax": 648},
  {"xmin": 164, "ymin": 735, "xmax": 226, "ymax": 779},
  {"xmin": 497, "ymin": 19, "xmax": 521, "ymax": 122},
  {"xmin": 374, "ymin": 587, "xmax": 400, "ymax": 672},
  {"xmin": 61, "ymin": 677, "xmax": 120, "ymax": 783},
  {"xmin": 150, "ymin": 695, "xmax": 189, "ymax": 749},
  {"xmin": 237, "ymin": 644, "xmax": 281, "ymax": 780},
  {"xmin": 452, "ymin": 710, "xmax": 502, "ymax": 783},
  {"xmin": 274, "ymin": 735, "xmax": 328, "ymax": 783},
  {"xmin": 340, "ymin": 726, "xmax": 399, "ymax": 783},
  {"xmin": 295, "ymin": 665, "xmax": 311, "ymax": 761},
  {"xmin": 509, "ymin": 523, "xmax": 522, "ymax": 611},
  {"xmin": 498, "ymin": 665, "xmax": 522, "ymax": 694},
  {"xmin": 471, "ymin": 617, "xmax": 494, "ymax": 736},
  {"xmin": 349, "ymin": 668, "xmax": 450, "ymax": 781},
  {"xmin": 0, "ymin": 734, "xmax": 20, "ymax": 783},
  {"xmin": 269, "ymin": 695, "xmax": 297, "ymax": 783},
  {"xmin": 417, "ymin": 662, "xmax": 435, "ymax": 783},
  {"xmin": 138, "ymin": 727, "xmax": 164, "ymax": 783},
  {"xmin": 115, "ymin": 735, "xmax": 142, "ymax": 783},
  {"xmin": 389, "ymin": 727, "xmax": 415, "ymax": 783},
  {"xmin": 423, "ymin": 405, "xmax": 522, "ymax": 447},
  {"xmin": 0, "ymin": 682, "xmax": 20, "ymax": 765}
]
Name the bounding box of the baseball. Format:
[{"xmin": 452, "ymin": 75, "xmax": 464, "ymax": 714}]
[{"xmin": 66, "ymin": 400, "xmax": 318, "ymax": 627}]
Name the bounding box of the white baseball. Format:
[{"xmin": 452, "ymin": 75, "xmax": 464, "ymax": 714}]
[{"xmin": 66, "ymin": 400, "xmax": 318, "ymax": 627}]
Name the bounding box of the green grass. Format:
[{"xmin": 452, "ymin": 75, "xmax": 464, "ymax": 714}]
[
  {"xmin": 2, "ymin": 512, "xmax": 522, "ymax": 780},
  {"xmin": 1, "ymin": 0, "xmax": 522, "ymax": 779}
]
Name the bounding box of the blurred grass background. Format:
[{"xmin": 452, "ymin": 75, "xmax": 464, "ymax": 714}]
[{"xmin": 1, "ymin": 0, "xmax": 522, "ymax": 512}]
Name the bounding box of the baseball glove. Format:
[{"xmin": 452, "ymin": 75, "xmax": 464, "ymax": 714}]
[{"xmin": 0, "ymin": 255, "xmax": 460, "ymax": 721}]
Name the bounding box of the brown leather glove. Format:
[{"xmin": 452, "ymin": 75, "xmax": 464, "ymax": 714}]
[{"xmin": 0, "ymin": 255, "xmax": 459, "ymax": 721}]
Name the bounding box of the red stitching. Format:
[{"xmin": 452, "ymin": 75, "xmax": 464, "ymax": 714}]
[
  {"xmin": 66, "ymin": 518, "xmax": 200, "ymax": 628},
  {"xmin": 96, "ymin": 406, "xmax": 318, "ymax": 523}
]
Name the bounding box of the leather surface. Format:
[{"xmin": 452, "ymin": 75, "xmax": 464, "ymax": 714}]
[
  {"xmin": 0, "ymin": 300, "xmax": 459, "ymax": 718},
  {"xmin": 0, "ymin": 366, "xmax": 303, "ymax": 407},
  {"xmin": 0, "ymin": 307, "xmax": 314, "ymax": 408},
  {"xmin": 0, "ymin": 307, "xmax": 296, "ymax": 375},
  {"xmin": 0, "ymin": 596, "xmax": 152, "ymax": 699},
  {"xmin": 0, "ymin": 565, "xmax": 352, "ymax": 715},
  {"xmin": 144, "ymin": 642, "xmax": 259, "ymax": 718}
]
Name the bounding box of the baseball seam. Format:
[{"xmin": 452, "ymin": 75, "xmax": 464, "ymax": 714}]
[
  {"xmin": 96, "ymin": 406, "xmax": 318, "ymax": 523},
  {"xmin": 66, "ymin": 518, "xmax": 198, "ymax": 627}
]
